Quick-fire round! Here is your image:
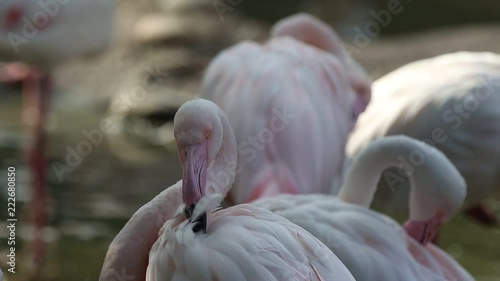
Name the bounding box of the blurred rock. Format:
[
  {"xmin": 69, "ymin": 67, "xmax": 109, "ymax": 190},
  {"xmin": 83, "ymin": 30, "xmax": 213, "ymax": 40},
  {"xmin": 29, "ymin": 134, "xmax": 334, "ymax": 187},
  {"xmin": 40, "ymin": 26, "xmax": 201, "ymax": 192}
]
[
  {"xmin": 158, "ymin": 0, "xmax": 213, "ymax": 13},
  {"xmin": 231, "ymin": 19, "xmax": 269, "ymax": 42},
  {"xmin": 133, "ymin": 13, "xmax": 230, "ymax": 46},
  {"xmin": 133, "ymin": 10, "xmax": 268, "ymax": 48}
]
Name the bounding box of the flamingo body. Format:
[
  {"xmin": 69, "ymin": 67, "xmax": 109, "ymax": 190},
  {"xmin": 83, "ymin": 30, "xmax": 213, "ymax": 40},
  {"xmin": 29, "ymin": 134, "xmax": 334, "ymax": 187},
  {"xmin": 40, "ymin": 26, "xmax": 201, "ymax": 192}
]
[
  {"xmin": 147, "ymin": 199, "xmax": 355, "ymax": 281},
  {"xmin": 253, "ymin": 194, "xmax": 473, "ymax": 281},
  {"xmin": 202, "ymin": 14, "xmax": 371, "ymax": 204},
  {"xmin": 0, "ymin": 0, "xmax": 115, "ymax": 66},
  {"xmin": 202, "ymin": 37, "xmax": 358, "ymax": 204},
  {"xmin": 347, "ymin": 52, "xmax": 500, "ymax": 210}
]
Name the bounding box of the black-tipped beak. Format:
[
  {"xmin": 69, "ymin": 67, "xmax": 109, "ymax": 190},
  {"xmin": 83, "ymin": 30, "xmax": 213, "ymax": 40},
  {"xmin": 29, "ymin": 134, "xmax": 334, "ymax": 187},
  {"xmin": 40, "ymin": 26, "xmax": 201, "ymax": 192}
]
[{"xmin": 192, "ymin": 211, "xmax": 207, "ymax": 234}]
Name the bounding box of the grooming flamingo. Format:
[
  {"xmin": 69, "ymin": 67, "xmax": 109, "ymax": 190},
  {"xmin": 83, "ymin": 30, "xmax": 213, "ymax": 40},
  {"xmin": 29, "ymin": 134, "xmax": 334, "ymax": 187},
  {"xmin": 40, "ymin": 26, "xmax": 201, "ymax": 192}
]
[
  {"xmin": 0, "ymin": 0, "xmax": 114, "ymax": 276},
  {"xmin": 270, "ymin": 13, "xmax": 371, "ymax": 121},
  {"xmin": 201, "ymin": 14, "xmax": 370, "ymax": 204},
  {"xmin": 346, "ymin": 52, "xmax": 500, "ymax": 225},
  {"xmin": 101, "ymin": 99, "xmax": 355, "ymax": 281},
  {"xmin": 253, "ymin": 136, "xmax": 474, "ymax": 281}
]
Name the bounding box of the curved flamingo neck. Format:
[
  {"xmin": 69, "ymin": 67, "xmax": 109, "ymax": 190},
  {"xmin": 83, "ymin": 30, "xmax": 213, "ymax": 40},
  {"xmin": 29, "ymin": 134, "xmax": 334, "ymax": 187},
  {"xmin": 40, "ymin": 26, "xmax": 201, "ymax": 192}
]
[
  {"xmin": 337, "ymin": 142, "xmax": 388, "ymax": 208},
  {"xmin": 206, "ymin": 108, "xmax": 238, "ymax": 199},
  {"xmin": 99, "ymin": 182, "xmax": 183, "ymax": 281},
  {"xmin": 337, "ymin": 136, "xmax": 465, "ymax": 221}
]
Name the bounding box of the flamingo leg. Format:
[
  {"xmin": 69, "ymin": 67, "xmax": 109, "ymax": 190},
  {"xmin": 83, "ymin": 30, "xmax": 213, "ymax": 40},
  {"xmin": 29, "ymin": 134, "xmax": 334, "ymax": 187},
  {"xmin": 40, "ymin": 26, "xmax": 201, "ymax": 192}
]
[
  {"xmin": 464, "ymin": 204, "xmax": 499, "ymax": 227},
  {"xmin": 1, "ymin": 62, "xmax": 48, "ymax": 278},
  {"xmin": 22, "ymin": 69, "xmax": 50, "ymax": 279}
]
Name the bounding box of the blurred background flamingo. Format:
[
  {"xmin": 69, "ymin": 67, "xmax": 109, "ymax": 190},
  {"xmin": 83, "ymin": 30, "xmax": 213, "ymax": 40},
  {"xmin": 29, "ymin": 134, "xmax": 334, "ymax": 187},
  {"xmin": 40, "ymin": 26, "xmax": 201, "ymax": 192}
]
[
  {"xmin": 347, "ymin": 52, "xmax": 500, "ymax": 226},
  {"xmin": 0, "ymin": 0, "xmax": 115, "ymax": 278},
  {"xmin": 202, "ymin": 13, "xmax": 371, "ymax": 204}
]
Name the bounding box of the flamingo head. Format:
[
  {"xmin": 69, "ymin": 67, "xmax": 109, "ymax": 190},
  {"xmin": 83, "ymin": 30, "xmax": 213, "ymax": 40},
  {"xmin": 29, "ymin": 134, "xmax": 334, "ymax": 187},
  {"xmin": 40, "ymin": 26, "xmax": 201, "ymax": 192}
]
[
  {"xmin": 403, "ymin": 183, "xmax": 465, "ymax": 246},
  {"xmin": 404, "ymin": 178, "xmax": 464, "ymax": 246},
  {"xmin": 403, "ymin": 144, "xmax": 467, "ymax": 245},
  {"xmin": 403, "ymin": 213, "xmax": 446, "ymax": 245},
  {"xmin": 174, "ymin": 99, "xmax": 225, "ymax": 218}
]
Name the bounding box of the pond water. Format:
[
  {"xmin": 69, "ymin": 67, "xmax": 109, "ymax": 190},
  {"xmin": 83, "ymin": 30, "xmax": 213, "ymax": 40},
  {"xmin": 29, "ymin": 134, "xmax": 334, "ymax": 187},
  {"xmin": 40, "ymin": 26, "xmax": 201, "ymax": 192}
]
[{"xmin": 0, "ymin": 85, "xmax": 499, "ymax": 281}]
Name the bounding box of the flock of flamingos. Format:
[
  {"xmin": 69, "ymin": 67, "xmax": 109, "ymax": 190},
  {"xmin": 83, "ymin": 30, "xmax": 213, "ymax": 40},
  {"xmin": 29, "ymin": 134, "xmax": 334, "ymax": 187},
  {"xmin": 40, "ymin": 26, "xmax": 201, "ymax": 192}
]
[{"xmin": 1, "ymin": 1, "xmax": 500, "ymax": 280}]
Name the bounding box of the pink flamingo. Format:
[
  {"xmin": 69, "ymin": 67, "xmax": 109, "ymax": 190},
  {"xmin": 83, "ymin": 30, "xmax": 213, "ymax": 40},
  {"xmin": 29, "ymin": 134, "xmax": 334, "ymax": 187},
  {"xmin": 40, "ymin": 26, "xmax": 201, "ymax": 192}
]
[
  {"xmin": 347, "ymin": 52, "xmax": 500, "ymax": 225},
  {"xmin": 253, "ymin": 136, "xmax": 474, "ymax": 281},
  {"xmin": 270, "ymin": 13, "xmax": 372, "ymax": 122},
  {"xmin": 101, "ymin": 99, "xmax": 355, "ymax": 281},
  {"xmin": 0, "ymin": 0, "xmax": 114, "ymax": 277},
  {"xmin": 201, "ymin": 13, "xmax": 371, "ymax": 204}
]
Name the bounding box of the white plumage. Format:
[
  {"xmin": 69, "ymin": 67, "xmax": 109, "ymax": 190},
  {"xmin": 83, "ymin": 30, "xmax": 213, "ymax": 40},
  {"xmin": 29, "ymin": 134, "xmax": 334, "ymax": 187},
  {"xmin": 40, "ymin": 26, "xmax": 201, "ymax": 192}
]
[
  {"xmin": 254, "ymin": 194, "xmax": 472, "ymax": 281},
  {"xmin": 347, "ymin": 52, "xmax": 500, "ymax": 210},
  {"xmin": 147, "ymin": 196, "xmax": 355, "ymax": 281}
]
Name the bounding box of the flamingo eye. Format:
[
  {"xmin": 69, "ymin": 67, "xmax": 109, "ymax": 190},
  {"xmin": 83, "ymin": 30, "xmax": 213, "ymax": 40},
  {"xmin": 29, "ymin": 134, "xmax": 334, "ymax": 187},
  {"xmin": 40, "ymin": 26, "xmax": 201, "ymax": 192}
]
[{"xmin": 206, "ymin": 131, "xmax": 211, "ymax": 139}]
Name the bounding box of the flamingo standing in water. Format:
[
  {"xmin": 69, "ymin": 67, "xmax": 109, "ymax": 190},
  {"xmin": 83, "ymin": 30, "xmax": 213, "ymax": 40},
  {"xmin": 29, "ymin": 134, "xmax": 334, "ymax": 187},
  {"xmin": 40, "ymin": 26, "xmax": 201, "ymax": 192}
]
[
  {"xmin": 101, "ymin": 99, "xmax": 355, "ymax": 281},
  {"xmin": 201, "ymin": 13, "xmax": 371, "ymax": 204},
  {"xmin": 253, "ymin": 136, "xmax": 474, "ymax": 281},
  {"xmin": 0, "ymin": 0, "xmax": 115, "ymax": 276},
  {"xmin": 346, "ymin": 52, "xmax": 500, "ymax": 225}
]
